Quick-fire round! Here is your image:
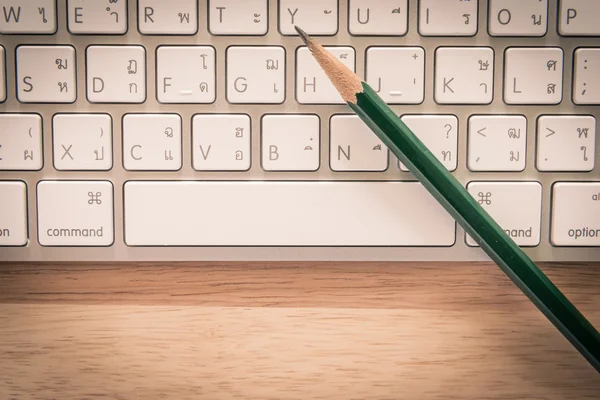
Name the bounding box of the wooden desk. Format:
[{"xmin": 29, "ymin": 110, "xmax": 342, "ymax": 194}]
[{"xmin": 1, "ymin": 262, "xmax": 599, "ymax": 399}]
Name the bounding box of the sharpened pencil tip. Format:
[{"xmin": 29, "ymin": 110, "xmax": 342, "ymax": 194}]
[{"xmin": 294, "ymin": 26, "xmax": 311, "ymax": 45}]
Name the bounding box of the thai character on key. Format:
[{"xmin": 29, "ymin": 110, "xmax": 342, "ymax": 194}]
[
  {"xmin": 235, "ymin": 127, "xmax": 244, "ymax": 138},
  {"xmin": 547, "ymin": 83, "xmax": 556, "ymax": 94},
  {"xmin": 235, "ymin": 150, "xmax": 243, "ymax": 160},
  {"xmin": 510, "ymin": 151, "xmax": 520, "ymax": 162},
  {"xmin": 532, "ymin": 14, "xmax": 542, "ymax": 25},
  {"xmin": 441, "ymin": 151, "xmax": 451, "ymax": 162},
  {"xmin": 55, "ymin": 59, "xmax": 67, "ymax": 69},
  {"xmin": 164, "ymin": 127, "xmax": 174, "ymax": 138},
  {"xmin": 266, "ymin": 59, "xmax": 279, "ymax": 70},
  {"xmin": 127, "ymin": 60, "xmax": 137, "ymax": 74},
  {"xmin": 129, "ymin": 83, "xmax": 138, "ymax": 93},
  {"xmin": 58, "ymin": 82, "xmax": 68, "ymax": 92},
  {"xmin": 199, "ymin": 54, "xmax": 208, "ymax": 69},
  {"xmin": 546, "ymin": 60, "xmax": 557, "ymax": 71},
  {"xmin": 577, "ymin": 128, "xmax": 589, "ymax": 138},
  {"xmin": 199, "ymin": 82, "xmax": 208, "ymax": 92},
  {"xmin": 508, "ymin": 128, "xmax": 520, "ymax": 139}
]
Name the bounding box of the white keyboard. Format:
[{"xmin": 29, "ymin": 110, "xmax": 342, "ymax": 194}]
[{"xmin": 0, "ymin": 0, "xmax": 599, "ymax": 262}]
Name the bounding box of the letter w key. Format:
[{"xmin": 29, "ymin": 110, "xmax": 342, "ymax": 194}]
[{"xmin": 0, "ymin": 0, "xmax": 57, "ymax": 34}]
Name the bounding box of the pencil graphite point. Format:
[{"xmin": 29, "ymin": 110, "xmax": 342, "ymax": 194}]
[
  {"xmin": 294, "ymin": 25, "xmax": 363, "ymax": 103},
  {"xmin": 294, "ymin": 26, "xmax": 310, "ymax": 46}
]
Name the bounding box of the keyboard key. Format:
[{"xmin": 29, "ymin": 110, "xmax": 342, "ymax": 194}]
[
  {"xmin": 67, "ymin": 0, "xmax": 127, "ymax": 34},
  {"xmin": 503, "ymin": 47, "xmax": 563, "ymax": 104},
  {"xmin": 123, "ymin": 114, "xmax": 182, "ymax": 171},
  {"xmin": 0, "ymin": 45, "xmax": 5, "ymax": 102},
  {"xmin": 468, "ymin": 115, "xmax": 527, "ymax": 172},
  {"xmin": 16, "ymin": 45, "xmax": 76, "ymax": 103},
  {"xmin": 226, "ymin": 46, "xmax": 285, "ymax": 104},
  {"xmin": 52, "ymin": 114, "xmax": 112, "ymax": 171},
  {"xmin": 123, "ymin": 181, "xmax": 456, "ymax": 246},
  {"xmin": 398, "ymin": 115, "xmax": 458, "ymax": 172},
  {"xmin": 348, "ymin": 0, "xmax": 408, "ymax": 36},
  {"xmin": 330, "ymin": 115, "xmax": 387, "ymax": 172},
  {"xmin": 573, "ymin": 48, "xmax": 600, "ymax": 105},
  {"xmin": 279, "ymin": 0, "xmax": 338, "ymax": 35},
  {"xmin": 365, "ymin": 47, "xmax": 425, "ymax": 104},
  {"xmin": 192, "ymin": 114, "xmax": 251, "ymax": 171},
  {"xmin": 37, "ymin": 181, "xmax": 114, "ymax": 246},
  {"xmin": 208, "ymin": 0, "xmax": 267, "ymax": 35},
  {"xmin": 86, "ymin": 46, "xmax": 146, "ymax": 103},
  {"xmin": 536, "ymin": 115, "xmax": 595, "ymax": 172},
  {"xmin": 0, "ymin": 181, "xmax": 27, "ymax": 246},
  {"xmin": 488, "ymin": 0, "xmax": 547, "ymax": 36},
  {"xmin": 138, "ymin": 0, "xmax": 198, "ymax": 35},
  {"xmin": 466, "ymin": 182, "xmax": 542, "ymax": 247},
  {"xmin": 261, "ymin": 114, "xmax": 320, "ymax": 171},
  {"xmin": 558, "ymin": 0, "xmax": 600, "ymax": 36},
  {"xmin": 418, "ymin": 0, "xmax": 478, "ymax": 36},
  {"xmin": 156, "ymin": 46, "xmax": 216, "ymax": 104},
  {"xmin": 551, "ymin": 182, "xmax": 600, "ymax": 246},
  {"xmin": 435, "ymin": 47, "xmax": 494, "ymax": 104},
  {"xmin": 296, "ymin": 46, "xmax": 355, "ymax": 104},
  {"xmin": 0, "ymin": 113, "xmax": 42, "ymax": 170},
  {"xmin": 0, "ymin": 0, "xmax": 56, "ymax": 34}
]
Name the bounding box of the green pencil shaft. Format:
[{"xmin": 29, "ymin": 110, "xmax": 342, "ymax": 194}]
[{"xmin": 349, "ymin": 82, "xmax": 600, "ymax": 374}]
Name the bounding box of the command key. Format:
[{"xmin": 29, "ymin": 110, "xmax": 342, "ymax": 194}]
[{"xmin": 37, "ymin": 181, "xmax": 114, "ymax": 246}]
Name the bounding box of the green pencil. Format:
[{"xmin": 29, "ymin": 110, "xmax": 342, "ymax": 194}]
[{"xmin": 294, "ymin": 26, "xmax": 600, "ymax": 374}]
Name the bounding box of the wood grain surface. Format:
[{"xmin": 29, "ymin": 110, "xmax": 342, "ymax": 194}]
[{"xmin": 1, "ymin": 261, "xmax": 600, "ymax": 399}]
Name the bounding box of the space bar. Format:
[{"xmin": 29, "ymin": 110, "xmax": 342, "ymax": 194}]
[{"xmin": 123, "ymin": 181, "xmax": 456, "ymax": 246}]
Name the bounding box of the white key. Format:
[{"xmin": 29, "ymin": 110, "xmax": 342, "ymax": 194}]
[
  {"xmin": 573, "ymin": 48, "xmax": 600, "ymax": 105},
  {"xmin": 488, "ymin": 0, "xmax": 547, "ymax": 36},
  {"xmin": 123, "ymin": 181, "xmax": 456, "ymax": 246},
  {"xmin": 504, "ymin": 47, "xmax": 563, "ymax": 104},
  {"xmin": 138, "ymin": 0, "xmax": 198, "ymax": 34},
  {"xmin": 157, "ymin": 46, "xmax": 215, "ymax": 104},
  {"xmin": 16, "ymin": 45, "xmax": 76, "ymax": 103},
  {"xmin": 261, "ymin": 114, "xmax": 320, "ymax": 171},
  {"xmin": 558, "ymin": 0, "xmax": 600, "ymax": 36},
  {"xmin": 208, "ymin": 0, "xmax": 267, "ymax": 35},
  {"xmin": 419, "ymin": 0, "xmax": 477, "ymax": 36},
  {"xmin": 468, "ymin": 115, "xmax": 527, "ymax": 172},
  {"xmin": 0, "ymin": 113, "xmax": 42, "ymax": 170},
  {"xmin": 330, "ymin": 115, "xmax": 387, "ymax": 172},
  {"xmin": 398, "ymin": 115, "xmax": 458, "ymax": 172},
  {"xmin": 0, "ymin": 0, "xmax": 56, "ymax": 34},
  {"xmin": 348, "ymin": 0, "xmax": 407, "ymax": 35},
  {"xmin": 227, "ymin": 46, "xmax": 285, "ymax": 104},
  {"xmin": 296, "ymin": 46, "xmax": 355, "ymax": 104},
  {"xmin": 67, "ymin": 0, "xmax": 127, "ymax": 34},
  {"xmin": 551, "ymin": 182, "xmax": 600, "ymax": 246},
  {"xmin": 0, "ymin": 181, "xmax": 27, "ymax": 246},
  {"xmin": 86, "ymin": 46, "xmax": 146, "ymax": 103},
  {"xmin": 192, "ymin": 114, "xmax": 251, "ymax": 171},
  {"xmin": 37, "ymin": 181, "xmax": 114, "ymax": 246},
  {"xmin": 52, "ymin": 114, "xmax": 112, "ymax": 171},
  {"xmin": 435, "ymin": 47, "xmax": 494, "ymax": 104},
  {"xmin": 123, "ymin": 114, "xmax": 182, "ymax": 171},
  {"xmin": 536, "ymin": 115, "xmax": 595, "ymax": 172},
  {"xmin": 279, "ymin": 0, "xmax": 338, "ymax": 35},
  {"xmin": 466, "ymin": 182, "xmax": 542, "ymax": 247},
  {"xmin": 0, "ymin": 46, "xmax": 5, "ymax": 102},
  {"xmin": 365, "ymin": 47, "xmax": 425, "ymax": 104}
]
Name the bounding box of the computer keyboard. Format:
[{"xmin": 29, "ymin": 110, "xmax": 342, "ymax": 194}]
[{"xmin": 0, "ymin": 0, "xmax": 598, "ymax": 262}]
